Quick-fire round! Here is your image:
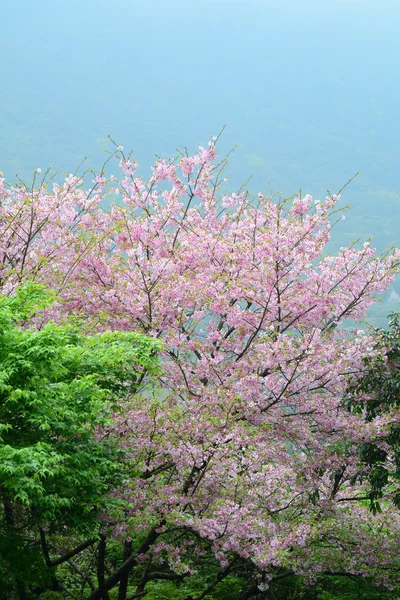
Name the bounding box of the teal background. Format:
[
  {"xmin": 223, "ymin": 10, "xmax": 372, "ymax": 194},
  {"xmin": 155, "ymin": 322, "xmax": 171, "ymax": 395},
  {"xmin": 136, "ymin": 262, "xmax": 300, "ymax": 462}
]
[{"xmin": 1, "ymin": 0, "xmax": 399, "ymax": 321}]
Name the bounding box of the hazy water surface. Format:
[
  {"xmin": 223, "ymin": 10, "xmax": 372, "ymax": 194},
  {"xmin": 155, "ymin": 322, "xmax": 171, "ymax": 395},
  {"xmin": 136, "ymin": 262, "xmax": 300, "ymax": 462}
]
[{"xmin": 1, "ymin": 0, "xmax": 399, "ymax": 319}]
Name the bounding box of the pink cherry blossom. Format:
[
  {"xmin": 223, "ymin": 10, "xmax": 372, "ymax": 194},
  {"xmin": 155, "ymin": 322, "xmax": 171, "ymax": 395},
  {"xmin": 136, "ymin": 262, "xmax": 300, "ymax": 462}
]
[{"xmin": 1, "ymin": 141, "xmax": 400, "ymax": 592}]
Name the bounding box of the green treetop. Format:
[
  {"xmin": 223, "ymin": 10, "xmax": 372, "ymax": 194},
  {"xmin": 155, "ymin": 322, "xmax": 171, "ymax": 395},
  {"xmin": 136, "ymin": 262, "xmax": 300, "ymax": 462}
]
[{"xmin": 0, "ymin": 283, "xmax": 162, "ymax": 598}]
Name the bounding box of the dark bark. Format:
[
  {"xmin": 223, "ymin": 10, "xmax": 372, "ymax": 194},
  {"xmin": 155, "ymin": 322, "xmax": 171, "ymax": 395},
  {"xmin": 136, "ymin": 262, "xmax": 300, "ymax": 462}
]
[
  {"xmin": 117, "ymin": 539, "xmax": 132, "ymax": 600},
  {"xmin": 133, "ymin": 556, "xmax": 152, "ymax": 598},
  {"xmin": 191, "ymin": 561, "xmax": 236, "ymax": 600},
  {"xmin": 97, "ymin": 534, "xmax": 110, "ymax": 600},
  {"xmin": 38, "ymin": 528, "xmax": 62, "ymax": 591},
  {"xmin": 87, "ymin": 523, "xmax": 163, "ymax": 600},
  {"xmin": 39, "ymin": 529, "xmax": 97, "ymax": 567}
]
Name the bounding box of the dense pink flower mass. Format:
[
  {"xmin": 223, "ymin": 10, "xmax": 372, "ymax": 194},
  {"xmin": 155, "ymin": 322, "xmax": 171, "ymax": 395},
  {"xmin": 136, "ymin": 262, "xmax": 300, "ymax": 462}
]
[{"xmin": 1, "ymin": 142, "xmax": 400, "ymax": 589}]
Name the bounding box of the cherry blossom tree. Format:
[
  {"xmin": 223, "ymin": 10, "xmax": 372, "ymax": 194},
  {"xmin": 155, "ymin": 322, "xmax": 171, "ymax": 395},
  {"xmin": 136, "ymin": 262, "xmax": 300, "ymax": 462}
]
[
  {"xmin": 0, "ymin": 163, "xmax": 104, "ymax": 294},
  {"xmin": 1, "ymin": 141, "xmax": 400, "ymax": 599}
]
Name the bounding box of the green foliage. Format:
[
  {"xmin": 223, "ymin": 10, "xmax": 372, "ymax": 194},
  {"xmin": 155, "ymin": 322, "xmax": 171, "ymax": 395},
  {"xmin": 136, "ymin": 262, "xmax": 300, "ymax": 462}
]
[
  {"xmin": 346, "ymin": 313, "xmax": 400, "ymax": 511},
  {"xmin": 314, "ymin": 575, "xmax": 398, "ymax": 600},
  {"xmin": 140, "ymin": 571, "xmax": 248, "ymax": 600},
  {"xmin": 0, "ymin": 283, "xmax": 162, "ymax": 597},
  {"xmin": 111, "ymin": 572, "xmax": 400, "ymax": 600}
]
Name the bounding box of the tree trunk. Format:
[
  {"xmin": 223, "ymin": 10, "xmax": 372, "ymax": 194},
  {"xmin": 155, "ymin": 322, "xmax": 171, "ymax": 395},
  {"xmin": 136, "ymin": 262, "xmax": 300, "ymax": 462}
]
[
  {"xmin": 97, "ymin": 534, "xmax": 110, "ymax": 600},
  {"xmin": 117, "ymin": 539, "xmax": 132, "ymax": 600}
]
